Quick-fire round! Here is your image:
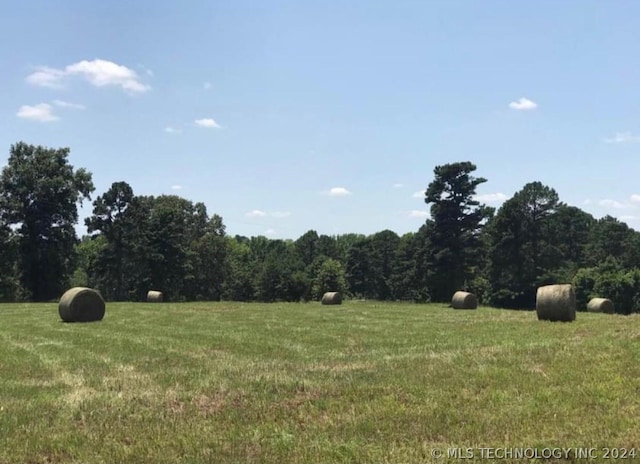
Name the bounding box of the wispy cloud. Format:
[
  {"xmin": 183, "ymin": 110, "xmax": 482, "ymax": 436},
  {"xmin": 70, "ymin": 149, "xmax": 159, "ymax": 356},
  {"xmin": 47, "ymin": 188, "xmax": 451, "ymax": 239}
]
[
  {"xmin": 245, "ymin": 210, "xmax": 267, "ymax": 218},
  {"xmin": 52, "ymin": 99, "xmax": 85, "ymax": 110},
  {"xmin": 599, "ymin": 199, "xmax": 630, "ymax": 209},
  {"xmin": 204, "ymin": 82, "xmax": 212, "ymax": 90},
  {"xmin": 164, "ymin": 126, "xmax": 182, "ymax": 134},
  {"xmin": 323, "ymin": 187, "xmax": 352, "ymax": 197},
  {"xmin": 245, "ymin": 210, "xmax": 291, "ymax": 219},
  {"xmin": 264, "ymin": 228, "xmax": 277, "ymax": 236},
  {"xmin": 474, "ymin": 192, "xmax": 508, "ymax": 204},
  {"xmin": 509, "ymin": 97, "xmax": 538, "ymax": 110},
  {"xmin": 25, "ymin": 66, "xmax": 66, "ymax": 88},
  {"xmin": 26, "ymin": 59, "xmax": 150, "ymax": 93},
  {"xmin": 583, "ymin": 199, "xmax": 592, "ymax": 205},
  {"xmin": 412, "ymin": 190, "xmax": 426, "ymax": 199},
  {"xmin": 393, "ymin": 183, "xmax": 404, "ymax": 188},
  {"xmin": 194, "ymin": 118, "xmax": 221, "ymax": 128},
  {"xmin": 16, "ymin": 103, "xmax": 59, "ymax": 122},
  {"xmin": 171, "ymin": 185, "xmax": 183, "ymax": 190},
  {"xmin": 593, "ymin": 196, "xmax": 640, "ymax": 211},
  {"xmin": 603, "ymin": 132, "xmax": 640, "ymax": 144},
  {"xmin": 408, "ymin": 210, "xmax": 430, "ymax": 219}
]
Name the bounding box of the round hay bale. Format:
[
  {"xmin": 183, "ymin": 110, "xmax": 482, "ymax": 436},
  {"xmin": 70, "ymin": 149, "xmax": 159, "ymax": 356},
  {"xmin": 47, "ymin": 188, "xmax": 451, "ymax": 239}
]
[
  {"xmin": 536, "ymin": 284, "xmax": 576, "ymax": 322},
  {"xmin": 58, "ymin": 287, "xmax": 105, "ymax": 323},
  {"xmin": 147, "ymin": 290, "xmax": 164, "ymax": 303},
  {"xmin": 451, "ymin": 291, "xmax": 478, "ymax": 309},
  {"xmin": 587, "ymin": 297, "xmax": 615, "ymax": 314},
  {"xmin": 321, "ymin": 292, "xmax": 342, "ymax": 305}
]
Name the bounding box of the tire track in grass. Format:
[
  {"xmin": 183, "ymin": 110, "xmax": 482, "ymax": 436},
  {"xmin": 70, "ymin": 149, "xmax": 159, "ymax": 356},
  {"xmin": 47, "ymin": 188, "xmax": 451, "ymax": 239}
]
[{"xmin": 0, "ymin": 333, "xmax": 162, "ymax": 408}]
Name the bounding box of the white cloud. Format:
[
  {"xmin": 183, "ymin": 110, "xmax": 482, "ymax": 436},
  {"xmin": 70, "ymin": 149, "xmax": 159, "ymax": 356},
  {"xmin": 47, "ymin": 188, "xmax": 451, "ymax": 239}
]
[
  {"xmin": 408, "ymin": 210, "xmax": 430, "ymax": 219},
  {"xmin": 412, "ymin": 190, "xmax": 426, "ymax": 199},
  {"xmin": 65, "ymin": 59, "xmax": 150, "ymax": 93},
  {"xmin": 264, "ymin": 228, "xmax": 277, "ymax": 236},
  {"xmin": 204, "ymin": 82, "xmax": 212, "ymax": 90},
  {"xmin": 508, "ymin": 97, "xmax": 538, "ymax": 110},
  {"xmin": 630, "ymin": 194, "xmax": 640, "ymax": 204},
  {"xmin": 171, "ymin": 185, "xmax": 183, "ymax": 190},
  {"xmin": 16, "ymin": 103, "xmax": 59, "ymax": 122},
  {"xmin": 194, "ymin": 118, "xmax": 221, "ymax": 128},
  {"xmin": 26, "ymin": 59, "xmax": 150, "ymax": 94},
  {"xmin": 52, "ymin": 99, "xmax": 85, "ymax": 110},
  {"xmin": 583, "ymin": 199, "xmax": 592, "ymax": 205},
  {"xmin": 604, "ymin": 132, "xmax": 640, "ymax": 144},
  {"xmin": 271, "ymin": 211, "xmax": 291, "ymax": 218},
  {"xmin": 25, "ymin": 66, "xmax": 66, "ymax": 88},
  {"xmin": 323, "ymin": 187, "xmax": 352, "ymax": 197},
  {"xmin": 474, "ymin": 192, "xmax": 508, "ymax": 204},
  {"xmin": 164, "ymin": 126, "xmax": 182, "ymax": 134},
  {"xmin": 393, "ymin": 183, "xmax": 404, "ymax": 188},
  {"xmin": 599, "ymin": 199, "xmax": 629, "ymax": 209},
  {"xmin": 245, "ymin": 210, "xmax": 267, "ymax": 218},
  {"xmin": 619, "ymin": 215, "xmax": 638, "ymax": 221}
]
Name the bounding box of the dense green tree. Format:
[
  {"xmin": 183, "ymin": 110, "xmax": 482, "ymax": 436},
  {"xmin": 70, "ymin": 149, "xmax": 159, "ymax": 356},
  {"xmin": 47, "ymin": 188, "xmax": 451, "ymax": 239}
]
[
  {"xmin": 585, "ymin": 258, "xmax": 640, "ymax": 314},
  {"xmin": 585, "ymin": 216, "xmax": 640, "ymax": 269},
  {"xmin": 548, "ymin": 205, "xmax": 595, "ymax": 273},
  {"xmin": 294, "ymin": 230, "xmax": 319, "ymax": 267},
  {"xmin": 70, "ymin": 235, "xmax": 106, "ymax": 288},
  {"xmin": 367, "ymin": 230, "xmax": 400, "ymax": 300},
  {"xmin": 248, "ymin": 235, "xmax": 272, "ymax": 263},
  {"xmin": 389, "ymin": 232, "xmax": 418, "ymax": 300},
  {"xmin": 293, "ymin": 230, "xmax": 320, "ymax": 299},
  {"xmin": 410, "ymin": 223, "xmax": 433, "ymax": 302},
  {"xmin": 145, "ymin": 195, "xmax": 201, "ymax": 301},
  {"xmin": 85, "ymin": 181, "xmax": 135, "ymax": 300},
  {"xmin": 572, "ymin": 266, "xmax": 598, "ymax": 310},
  {"xmin": 334, "ymin": 233, "xmax": 366, "ymax": 263},
  {"xmin": 0, "ymin": 142, "xmax": 94, "ymax": 300},
  {"xmin": 255, "ymin": 240, "xmax": 306, "ymax": 302},
  {"xmin": 316, "ymin": 234, "xmax": 339, "ymax": 260},
  {"xmin": 185, "ymin": 213, "xmax": 227, "ymax": 300},
  {"xmin": 222, "ymin": 237, "xmax": 255, "ymax": 301},
  {"xmin": 0, "ymin": 220, "xmax": 20, "ymax": 301},
  {"xmin": 345, "ymin": 239, "xmax": 372, "ymax": 298},
  {"xmin": 423, "ymin": 162, "xmax": 493, "ymax": 301},
  {"xmin": 487, "ymin": 182, "xmax": 561, "ymax": 308},
  {"xmin": 119, "ymin": 195, "xmax": 155, "ymax": 300},
  {"xmin": 312, "ymin": 258, "xmax": 348, "ymax": 300}
]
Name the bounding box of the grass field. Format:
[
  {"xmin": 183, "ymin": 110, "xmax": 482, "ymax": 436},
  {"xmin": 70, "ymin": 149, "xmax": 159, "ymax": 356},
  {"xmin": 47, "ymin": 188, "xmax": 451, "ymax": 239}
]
[{"xmin": 1, "ymin": 301, "xmax": 639, "ymax": 463}]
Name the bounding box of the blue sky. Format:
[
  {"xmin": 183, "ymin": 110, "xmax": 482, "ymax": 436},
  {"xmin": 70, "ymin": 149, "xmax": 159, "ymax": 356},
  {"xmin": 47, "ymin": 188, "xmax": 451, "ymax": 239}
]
[{"xmin": 2, "ymin": 0, "xmax": 640, "ymax": 239}]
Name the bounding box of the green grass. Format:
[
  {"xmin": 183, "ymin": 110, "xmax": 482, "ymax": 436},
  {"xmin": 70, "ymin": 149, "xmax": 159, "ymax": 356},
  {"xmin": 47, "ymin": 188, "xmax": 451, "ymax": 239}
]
[{"xmin": 1, "ymin": 301, "xmax": 639, "ymax": 463}]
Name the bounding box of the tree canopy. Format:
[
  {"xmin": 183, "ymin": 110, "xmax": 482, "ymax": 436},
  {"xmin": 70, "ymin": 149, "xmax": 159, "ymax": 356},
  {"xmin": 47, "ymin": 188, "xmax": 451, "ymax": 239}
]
[
  {"xmin": 3, "ymin": 141, "xmax": 640, "ymax": 314},
  {"xmin": 0, "ymin": 142, "xmax": 94, "ymax": 300}
]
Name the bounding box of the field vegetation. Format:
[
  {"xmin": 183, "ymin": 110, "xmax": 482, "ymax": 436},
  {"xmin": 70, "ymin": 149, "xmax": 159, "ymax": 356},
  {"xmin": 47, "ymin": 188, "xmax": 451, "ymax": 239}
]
[{"xmin": 1, "ymin": 301, "xmax": 639, "ymax": 463}]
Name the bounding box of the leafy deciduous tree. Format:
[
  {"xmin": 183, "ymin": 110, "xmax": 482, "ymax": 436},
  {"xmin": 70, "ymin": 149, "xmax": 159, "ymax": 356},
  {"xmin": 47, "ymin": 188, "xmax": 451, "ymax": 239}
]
[{"xmin": 0, "ymin": 142, "xmax": 94, "ymax": 300}]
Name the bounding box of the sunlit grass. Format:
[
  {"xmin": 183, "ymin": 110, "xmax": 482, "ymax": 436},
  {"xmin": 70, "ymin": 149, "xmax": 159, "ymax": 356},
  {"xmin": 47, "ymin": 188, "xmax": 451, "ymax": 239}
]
[{"xmin": 1, "ymin": 301, "xmax": 639, "ymax": 463}]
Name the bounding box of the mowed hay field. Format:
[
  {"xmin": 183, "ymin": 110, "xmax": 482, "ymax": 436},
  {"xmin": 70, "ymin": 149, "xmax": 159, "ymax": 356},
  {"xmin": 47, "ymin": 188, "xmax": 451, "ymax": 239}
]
[{"xmin": 1, "ymin": 302, "xmax": 640, "ymax": 464}]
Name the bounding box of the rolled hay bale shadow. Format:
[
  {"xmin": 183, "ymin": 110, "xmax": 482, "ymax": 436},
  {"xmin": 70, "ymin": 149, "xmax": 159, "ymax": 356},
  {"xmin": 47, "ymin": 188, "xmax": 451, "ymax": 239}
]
[
  {"xmin": 451, "ymin": 291, "xmax": 478, "ymax": 309},
  {"xmin": 536, "ymin": 284, "xmax": 576, "ymax": 322},
  {"xmin": 147, "ymin": 290, "xmax": 164, "ymax": 303},
  {"xmin": 59, "ymin": 287, "xmax": 105, "ymax": 323},
  {"xmin": 587, "ymin": 297, "xmax": 615, "ymax": 314},
  {"xmin": 321, "ymin": 292, "xmax": 342, "ymax": 305}
]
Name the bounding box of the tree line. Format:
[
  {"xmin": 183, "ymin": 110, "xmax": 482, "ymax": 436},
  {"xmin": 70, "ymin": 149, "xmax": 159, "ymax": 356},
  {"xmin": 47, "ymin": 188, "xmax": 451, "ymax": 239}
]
[{"xmin": 1, "ymin": 142, "xmax": 639, "ymax": 313}]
